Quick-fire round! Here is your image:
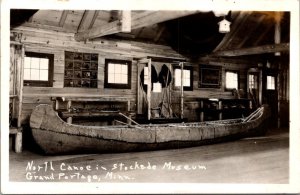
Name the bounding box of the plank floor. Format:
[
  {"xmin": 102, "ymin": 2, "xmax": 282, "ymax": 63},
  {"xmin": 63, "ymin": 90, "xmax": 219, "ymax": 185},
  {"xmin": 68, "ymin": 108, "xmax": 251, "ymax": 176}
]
[{"xmin": 9, "ymin": 127, "xmax": 289, "ymax": 183}]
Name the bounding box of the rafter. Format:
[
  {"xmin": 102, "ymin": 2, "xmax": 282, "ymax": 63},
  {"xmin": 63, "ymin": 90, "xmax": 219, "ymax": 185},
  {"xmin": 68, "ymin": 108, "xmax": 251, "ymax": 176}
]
[
  {"xmin": 154, "ymin": 25, "xmax": 166, "ymax": 43},
  {"xmin": 59, "ymin": 10, "xmax": 69, "ymax": 27},
  {"xmin": 77, "ymin": 10, "xmax": 98, "ymax": 32},
  {"xmin": 212, "ymin": 43, "xmax": 289, "ymax": 56},
  {"xmin": 74, "ymin": 10, "xmax": 199, "ymax": 41},
  {"xmin": 236, "ymin": 14, "xmax": 266, "ymax": 49}
]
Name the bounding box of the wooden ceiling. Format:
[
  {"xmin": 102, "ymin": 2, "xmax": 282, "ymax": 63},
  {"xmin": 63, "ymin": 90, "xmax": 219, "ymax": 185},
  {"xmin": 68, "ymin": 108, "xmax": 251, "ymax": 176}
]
[{"xmin": 10, "ymin": 10, "xmax": 290, "ymax": 59}]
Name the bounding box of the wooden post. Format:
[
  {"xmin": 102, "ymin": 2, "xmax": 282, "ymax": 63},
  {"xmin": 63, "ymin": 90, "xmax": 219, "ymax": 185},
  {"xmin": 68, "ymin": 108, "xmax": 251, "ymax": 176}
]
[
  {"xmin": 127, "ymin": 100, "xmax": 131, "ymax": 125},
  {"xmin": 259, "ymin": 70, "xmax": 263, "ymax": 105},
  {"xmin": 200, "ymin": 100, "xmax": 204, "ymax": 122},
  {"xmin": 15, "ymin": 132, "xmax": 22, "ymax": 153},
  {"xmin": 55, "ymin": 99, "xmax": 60, "ymax": 110},
  {"xmin": 274, "ymin": 12, "xmax": 281, "ymax": 56},
  {"xmin": 121, "ymin": 10, "xmax": 131, "ymax": 32},
  {"xmin": 147, "ymin": 58, "xmax": 152, "ymax": 120},
  {"xmin": 67, "ymin": 100, "xmax": 72, "ymax": 124},
  {"xmin": 17, "ymin": 46, "xmax": 25, "ymax": 128},
  {"xmin": 218, "ymin": 100, "xmax": 223, "ymax": 120},
  {"xmin": 277, "ymin": 64, "xmax": 281, "ymax": 128},
  {"xmin": 180, "ymin": 62, "xmax": 184, "ymax": 119}
]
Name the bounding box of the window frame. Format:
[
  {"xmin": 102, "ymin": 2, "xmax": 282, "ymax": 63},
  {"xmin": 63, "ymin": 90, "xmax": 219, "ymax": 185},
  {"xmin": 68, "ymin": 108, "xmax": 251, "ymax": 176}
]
[
  {"xmin": 225, "ymin": 70, "xmax": 239, "ymax": 91},
  {"xmin": 173, "ymin": 65, "xmax": 193, "ymax": 91},
  {"xmin": 24, "ymin": 52, "xmax": 54, "ymax": 87},
  {"xmin": 104, "ymin": 59, "xmax": 132, "ymax": 89}
]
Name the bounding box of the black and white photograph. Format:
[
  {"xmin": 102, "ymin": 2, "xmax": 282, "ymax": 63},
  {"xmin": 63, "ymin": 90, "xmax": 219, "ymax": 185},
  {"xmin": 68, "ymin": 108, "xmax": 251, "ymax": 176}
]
[{"xmin": 1, "ymin": 0, "xmax": 300, "ymax": 194}]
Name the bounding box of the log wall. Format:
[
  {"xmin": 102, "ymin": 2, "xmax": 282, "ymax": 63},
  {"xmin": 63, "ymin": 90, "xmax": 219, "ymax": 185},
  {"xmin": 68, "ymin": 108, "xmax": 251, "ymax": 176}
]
[{"xmin": 12, "ymin": 26, "xmax": 253, "ymax": 124}]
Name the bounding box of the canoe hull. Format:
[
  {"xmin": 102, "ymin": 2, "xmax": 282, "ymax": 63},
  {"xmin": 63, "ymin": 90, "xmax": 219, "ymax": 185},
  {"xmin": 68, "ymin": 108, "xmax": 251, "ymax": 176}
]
[{"xmin": 30, "ymin": 104, "xmax": 270, "ymax": 154}]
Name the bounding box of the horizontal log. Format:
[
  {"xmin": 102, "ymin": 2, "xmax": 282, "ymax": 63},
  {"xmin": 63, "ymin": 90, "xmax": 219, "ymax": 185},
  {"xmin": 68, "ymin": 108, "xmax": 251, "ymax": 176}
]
[{"xmin": 213, "ymin": 43, "xmax": 289, "ymax": 57}]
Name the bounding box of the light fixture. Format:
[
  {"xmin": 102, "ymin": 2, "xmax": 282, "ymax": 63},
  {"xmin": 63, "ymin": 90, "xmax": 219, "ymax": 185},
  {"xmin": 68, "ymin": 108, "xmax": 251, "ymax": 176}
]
[{"xmin": 218, "ymin": 18, "xmax": 231, "ymax": 33}]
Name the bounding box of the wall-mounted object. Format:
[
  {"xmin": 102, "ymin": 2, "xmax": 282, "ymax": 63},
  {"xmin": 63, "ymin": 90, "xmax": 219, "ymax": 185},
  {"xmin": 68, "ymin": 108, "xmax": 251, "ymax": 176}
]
[
  {"xmin": 64, "ymin": 51, "xmax": 98, "ymax": 88},
  {"xmin": 153, "ymin": 82, "xmax": 162, "ymax": 93},
  {"xmin": 199, "ymin": 65, "xmax": 222, "ymax": 88}
]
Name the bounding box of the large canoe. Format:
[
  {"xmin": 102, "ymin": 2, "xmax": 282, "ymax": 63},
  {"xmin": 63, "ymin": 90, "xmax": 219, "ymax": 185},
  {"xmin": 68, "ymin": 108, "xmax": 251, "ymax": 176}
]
[{"xmin": 30, "ymin": 104, "xmax": 270, "ymax": 154}]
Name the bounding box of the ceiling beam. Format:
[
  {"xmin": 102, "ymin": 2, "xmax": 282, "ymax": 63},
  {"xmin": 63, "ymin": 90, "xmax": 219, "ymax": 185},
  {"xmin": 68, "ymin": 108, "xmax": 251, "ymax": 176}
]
[
  {"xmin": 59, "ymin": 10, "xmax": 69, "ymax": 27},
  {"xmin": 88, "ymin": 11, "xmax": 99, "ymax": 29},
  {"xmin": 212, "ymin": 43, "xmax": 289, "ymax": 56},
  {"xmin": 74, "ymin": 10, "xmax": 199, "ymax": 41},
  {"xmin": 235, "ymin": 15, "xmax": 266, "ymax": 49},
  {"xmin": 77, "ymin": 10, "xmax": 98, "ymax": 32},
  {"xmin": 154, "ymin": 25, "xmax": 166, "ymax": 43}
]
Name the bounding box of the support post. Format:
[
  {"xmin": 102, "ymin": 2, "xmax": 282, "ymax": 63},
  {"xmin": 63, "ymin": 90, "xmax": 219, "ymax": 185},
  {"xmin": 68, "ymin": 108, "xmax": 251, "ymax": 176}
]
[
  {"xmin": 127, "ymin": 100, "xmax": 131, "ymax": 125},
  {"xmin": 180, "ymin": 62, "xmax": 184, "ymax": 119},
  {"xmin": 147, "ymin": 58, "xmax": 152, "ymax": 120},
  {"xmin": 121, "ymin": 10, "xmax": 131, "ymax": 32},
  {"xmin": 15, "ymin": 132, "xmax": 22, "ymax": 153},
  {"xmin": 259, "ymin": 70, "xmax": 263, "ymax": 105},
  {"xmin": 67, "ymin": 100, "xmax": 72, "ymax": 124},
  {"xmin": 17, "ymin": 46, "xmax": 25, "ymax": 128},
  {"xmin": 218, "ymin": 100, "xmax": 223, "ymax": 120},
  {"xmin": 200, "ymin": 100, "xmax": 204, "ymax": 122}
]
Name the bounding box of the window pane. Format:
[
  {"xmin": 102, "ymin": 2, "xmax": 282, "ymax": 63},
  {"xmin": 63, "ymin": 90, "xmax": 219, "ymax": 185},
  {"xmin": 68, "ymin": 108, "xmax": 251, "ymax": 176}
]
[
  {"xmin": 24, "ymin": 69, "xmax": 31, "ymax": 80},
  {"xmin": 120, "ymin": 74, "xmax": 128, "ymax": 84},
  {"xmin": 267, "ymin": 76, "xmax": 275, "ymax": 90},
  {"xmin": 108, "ymin": 73, "xmax": 115, "ymax": 83},
  {"xmin": 183, "ymin": 69, "xmax": 190, "ymax": 79},
  {"xmin": 24, "ymin": 57, "xmax": 31, "ymax": 68},
  {"xmin": 30, "ymin": 69, "xmax": 40, "ymax": 80},
  {"xmin": 226, "ymin": 72, "xmax": 238, "ymax": 89},
  {"xmin": 40, "ymin": 58, "xmax": 49, "ymax": 69},
  {"xmin": 174, "ymin": 69, "xmax": 181, "ymax": 86},
  {"xmin": 108, "ymin": 64, "xmax": 115, "ymax": 74},
  {"xmin": 183, "ymin": 78, "xmax": 190, "ymax": 87},
  {"xmin": 121, "ymin": 65, "xmax": 128, "ymax": 74},
  {"xmin": 115, "ymin": 64, "xmax": 122, "ymax": 74},
  {"xmin": 114, "ymin": 74, "xmax": 121, "ymax": 83},
  {"xmin": 40, "ymin": 70, "xmax": 48, "ymax": 81},
  {"xmin": 31, "ymin": 57, "xmax": 40, "ymax": 69}
]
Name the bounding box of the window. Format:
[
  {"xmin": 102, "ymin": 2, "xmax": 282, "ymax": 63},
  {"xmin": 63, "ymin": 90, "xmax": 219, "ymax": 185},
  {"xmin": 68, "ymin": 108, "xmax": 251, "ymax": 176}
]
[
  {"xmin": 267, "ymin": 75, "xmax": 275, "ymax": 90},
  {"xmin": 173, "ymin": 66, "xmax": 193, "ymax": 91},
  {"xmin": 24, "ymin": 52, "xmax": 54, "ymax": 87},
  {"xmin": 104, "ymin": 59, "xmax": 131, "ymax": 89},
  {"xmin": 225, "ymin": 71, "xmax": 238, "ymax": 90},
  {"xmin": 64, "ymin": 51, "xmax": 98, "ymax": 88},
  {"xmin": 249, "ymin": 74, "xmax": 258, "ymax": 89}
]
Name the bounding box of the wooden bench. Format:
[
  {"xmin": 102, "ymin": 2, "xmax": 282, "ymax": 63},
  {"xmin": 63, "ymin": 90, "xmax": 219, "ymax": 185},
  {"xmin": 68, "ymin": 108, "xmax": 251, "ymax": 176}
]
[{"xmin": 51, "ymin": 96, "xmax": 134, "ymax": 124}]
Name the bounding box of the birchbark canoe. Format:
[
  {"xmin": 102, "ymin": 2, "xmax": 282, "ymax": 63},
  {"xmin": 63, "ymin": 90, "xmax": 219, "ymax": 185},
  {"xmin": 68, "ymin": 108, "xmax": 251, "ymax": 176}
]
[{"xmin": 30, "ymin": 104, "xmax": 270, "ymax": 154}]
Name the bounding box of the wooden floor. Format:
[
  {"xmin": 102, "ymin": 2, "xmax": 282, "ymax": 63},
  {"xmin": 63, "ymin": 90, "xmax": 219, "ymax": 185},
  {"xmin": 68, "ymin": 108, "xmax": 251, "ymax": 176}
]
[{"xmin": 9, "ymin": 127, "xmax": 289, "ymax": 184}]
